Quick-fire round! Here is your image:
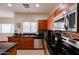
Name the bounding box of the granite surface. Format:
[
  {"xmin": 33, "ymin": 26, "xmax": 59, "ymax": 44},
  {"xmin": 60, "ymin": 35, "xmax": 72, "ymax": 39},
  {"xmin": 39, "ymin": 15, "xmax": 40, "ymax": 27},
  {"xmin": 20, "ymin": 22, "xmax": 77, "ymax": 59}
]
[{"xmin": 0, "ymin": 42, "xmax": 17, "ymax": 55}]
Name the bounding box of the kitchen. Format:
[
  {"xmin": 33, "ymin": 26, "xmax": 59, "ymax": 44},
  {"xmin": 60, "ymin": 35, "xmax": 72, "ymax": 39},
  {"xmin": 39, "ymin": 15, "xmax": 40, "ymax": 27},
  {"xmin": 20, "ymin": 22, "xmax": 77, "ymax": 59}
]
[{"xmin": 0, "ymin": 3, "xmax": 79, "ymax": 55}]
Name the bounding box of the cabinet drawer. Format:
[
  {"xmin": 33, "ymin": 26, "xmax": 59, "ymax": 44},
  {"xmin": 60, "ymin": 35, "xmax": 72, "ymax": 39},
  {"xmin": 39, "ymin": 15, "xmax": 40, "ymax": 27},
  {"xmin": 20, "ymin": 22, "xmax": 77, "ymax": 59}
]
[
  {"xmin": 19, "ymin": 38, "xmax": 33, "ymax": 42},
  {"xmin": 18, "ymin": 42, "xmax": 34, "ymax": 49},
  {"xmin": 8, "ymin": 37, "xmax": 19, "ymax": 42},
  {"xmin": 8, "ymin": 37, "xmax": 34, "ymax": 49}
]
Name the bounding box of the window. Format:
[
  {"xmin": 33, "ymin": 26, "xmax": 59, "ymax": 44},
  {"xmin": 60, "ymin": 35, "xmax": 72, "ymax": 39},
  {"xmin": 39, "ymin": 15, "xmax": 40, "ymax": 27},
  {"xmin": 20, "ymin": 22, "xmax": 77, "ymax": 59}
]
[
  {"xmin": 23, "ymin": 22, "xmax": 37, "ymax": 33},
  {"xmin": 23, "ymin": 22, "xmax": 30, "ymax": 33},
  {"xmin": 0, "ymin": 24, "xmax": 1, "ymax": 33},
  {"xmin": 1, "ymin": 24, "xmax": 14, "ymax": 33},
  {"xmin": 11, "ymin": 24, "xmax": 14, "ymax": 33},
  {"xmin": 30, "ymin": 22, "xmax": 37, "ymax": 33}
]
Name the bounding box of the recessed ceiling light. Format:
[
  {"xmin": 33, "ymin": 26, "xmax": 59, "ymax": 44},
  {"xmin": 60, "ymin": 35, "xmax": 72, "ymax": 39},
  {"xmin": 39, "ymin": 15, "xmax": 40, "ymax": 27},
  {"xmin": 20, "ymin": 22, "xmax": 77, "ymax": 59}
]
[
  {"xmin": 36, "ymin": 4, "xmax": 39, "ymax": 7},
  {"xmin": 8, "ymin": 3, "xmax": 12, "ymax": 7}
]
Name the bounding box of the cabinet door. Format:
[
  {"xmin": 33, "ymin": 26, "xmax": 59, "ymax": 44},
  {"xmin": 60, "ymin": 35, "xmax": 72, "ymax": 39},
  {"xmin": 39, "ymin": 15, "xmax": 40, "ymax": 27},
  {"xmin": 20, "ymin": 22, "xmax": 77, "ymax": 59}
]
[
  {"xmin": 8, "ymin": 37, "xmax": 19, "ymax": 42},
  {"xmin": 8, "ymin": 37, "xmax": 14, "ymax": 42},
  {"xmin": 4, "ymin": 46, "xmax": 17, "ymax": 55},
  {"xmin": 38, "ymin": 20, "xmax": 47, "ymax": 30},
  {"xmin": 19, "ymin": 37, "xmax": 34, "ymax": 49}
]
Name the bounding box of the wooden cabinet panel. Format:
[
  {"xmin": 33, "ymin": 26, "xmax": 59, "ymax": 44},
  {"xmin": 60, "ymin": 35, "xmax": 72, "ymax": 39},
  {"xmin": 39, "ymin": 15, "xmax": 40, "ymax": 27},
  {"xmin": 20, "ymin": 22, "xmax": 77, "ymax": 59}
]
[
  {"xmin": 19, "ymin": 37, "xmax": 34, "ymax": 49},
  {"xmin": 38, "ymin": 20, "xmax": 47, "ymax": 30},
  {"xmin": 8, "ymin": 37, "xmax": 34, "ymax": 49},
  {"xmin": 8, "ymin": 37, "xmax": 19, "ymax": 48},
  {"xmin": 8, "ymin": 37, "xmax": 19, "ymax": 42},
  {"xmin": 19, "ymin": 42, "xmax": 33, "ymax": 49},
  {"xmin": 4, "ymin": 46, "xmax": 17, "ymax": 55},
  {"xmin": 19, "ymin": 37, "xmax": 33, "ymax": 42}
]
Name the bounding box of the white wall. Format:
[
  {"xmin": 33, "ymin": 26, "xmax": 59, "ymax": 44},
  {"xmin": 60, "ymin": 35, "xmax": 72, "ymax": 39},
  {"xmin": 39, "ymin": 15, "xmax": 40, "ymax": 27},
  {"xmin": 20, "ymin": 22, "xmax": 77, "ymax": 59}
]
[
  {"xmin": 0, "ymin": 17, "xmax": 14, "ymax": 41},
  {"xmin": 14, "ymin": 13, "xmax": 48, "ymax": 33},
  {"xmin": 0, "ymin": 8, "xmax": 14, "ymax": 41},
  {"xmin": 0, "ymin": 9, "xmax": 14, "ymax": 18},
  {"xmin": 15, "ymin": 13, "xmax": 48, "ymax": 22},
  {"xmin": 0, "ymin": 13, "xmax": 48, "ymax": 41},
  {"xmin": 0, "ymin": 17, "xmax": 14, "ymax": 23}
]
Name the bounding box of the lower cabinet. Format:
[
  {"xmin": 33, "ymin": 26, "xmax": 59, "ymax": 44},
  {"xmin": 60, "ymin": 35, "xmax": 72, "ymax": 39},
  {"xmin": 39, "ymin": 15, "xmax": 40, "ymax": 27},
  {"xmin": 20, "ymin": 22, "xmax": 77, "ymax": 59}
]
[
  {"xmin": 4, "ymin": 46, "xmax": 17, "ymax": 55},
  {"xmin": 8, "ymin": 37, "xmax": 34, "ymax": 49}
]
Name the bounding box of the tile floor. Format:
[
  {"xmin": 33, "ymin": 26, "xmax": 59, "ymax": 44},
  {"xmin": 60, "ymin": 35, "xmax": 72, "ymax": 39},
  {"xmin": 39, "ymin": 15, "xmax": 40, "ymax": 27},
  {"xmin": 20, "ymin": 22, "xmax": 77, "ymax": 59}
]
[{"xmin": 17, "ymin": 50, "xmax": 45, "ymax": 55}]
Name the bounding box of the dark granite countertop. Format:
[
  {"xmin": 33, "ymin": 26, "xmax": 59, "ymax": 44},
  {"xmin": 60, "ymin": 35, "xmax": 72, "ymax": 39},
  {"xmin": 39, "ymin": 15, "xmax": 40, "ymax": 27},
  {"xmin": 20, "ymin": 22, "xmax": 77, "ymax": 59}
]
[
  {"xmin": 45, "ymin": 36, "xmax": 79, "ymax": 55},
  {"xmin": 62, "ymin": 36, "xmax": 79, "ymax": 49},
  {"xmin": 8, "ymin": 35, "xmax": 44, "ymax": 39},
  {"xmin": 62, "ymin": 36, "xmax": 79, "ymax": 54},
  {"xmin": 0, "ymin": 42, "xmax": 17, "ymax": 55}
]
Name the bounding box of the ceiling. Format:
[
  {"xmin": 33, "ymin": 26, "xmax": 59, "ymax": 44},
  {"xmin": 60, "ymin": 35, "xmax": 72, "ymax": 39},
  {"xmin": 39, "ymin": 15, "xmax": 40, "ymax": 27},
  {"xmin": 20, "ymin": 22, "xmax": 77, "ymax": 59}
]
[{"xmin": 0, "ymin": 3, "xmax": 61, "ymax": 14}]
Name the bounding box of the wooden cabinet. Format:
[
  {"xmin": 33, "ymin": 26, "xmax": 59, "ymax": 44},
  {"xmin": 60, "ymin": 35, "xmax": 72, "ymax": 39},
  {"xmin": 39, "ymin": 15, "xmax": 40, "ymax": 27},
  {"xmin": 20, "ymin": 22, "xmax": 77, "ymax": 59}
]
[
  {"xmin": 18, "ymin": 37, "xmax": 34, "ymax": 49},
  {"xmin": 8, "ymin": 37, "xmax": 19, "ymax": 48},
  {"xmin": 8, "ymin": 37, "xmax": 19, "ymax": 42},
  {"xmin": 5, "ymin": 46, "xmax": 17, "ymax": 55},
  {"xmin": 8, "ymin": 37, "xmax": 34, "ymax": 49},
  {"xmin": 38, "ymin": 20, "xmax": 47, "ymax": 30}
]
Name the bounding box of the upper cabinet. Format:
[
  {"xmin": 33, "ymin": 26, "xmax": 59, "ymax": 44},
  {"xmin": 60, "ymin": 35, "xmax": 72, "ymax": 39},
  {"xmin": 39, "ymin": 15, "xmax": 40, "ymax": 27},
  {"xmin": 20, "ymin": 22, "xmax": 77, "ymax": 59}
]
[
  {"xmin": 52, "ymin": 4, "xmax": 77, "ymax": 32},
  {"xmin": 38, "ymin": 20, "xmax": 47, "ymax": 30}
]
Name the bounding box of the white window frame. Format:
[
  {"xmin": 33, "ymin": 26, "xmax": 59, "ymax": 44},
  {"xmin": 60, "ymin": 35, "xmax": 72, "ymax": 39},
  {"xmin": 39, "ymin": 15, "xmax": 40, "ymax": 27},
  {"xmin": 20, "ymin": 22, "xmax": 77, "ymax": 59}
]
[
  {"xmin": 0, "ymin": 24, "xmax": 14, "ymax": 33},
  {"xmin": 23, "ymin": 21, "xmax": 38, "ymax": 33}
]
